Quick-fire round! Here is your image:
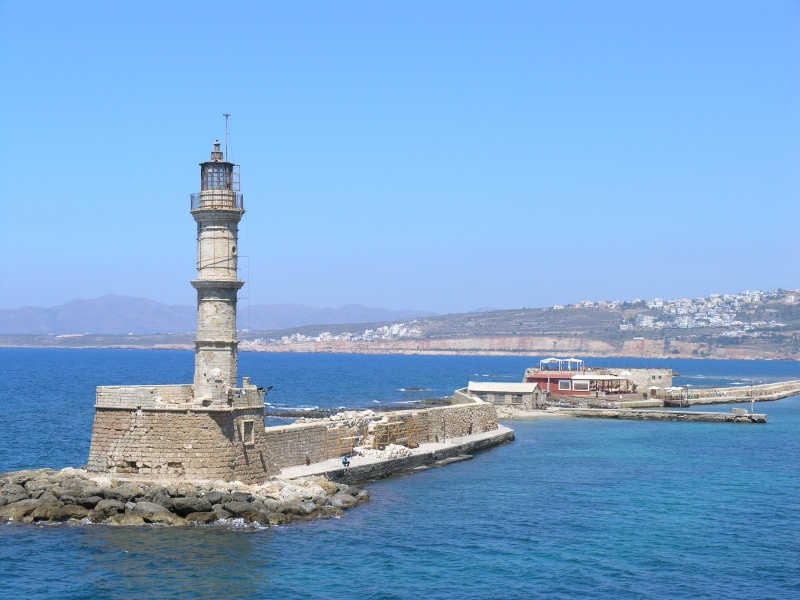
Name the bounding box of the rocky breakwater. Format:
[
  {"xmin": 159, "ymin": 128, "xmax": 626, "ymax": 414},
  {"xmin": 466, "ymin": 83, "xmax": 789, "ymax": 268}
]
[{"xmin": 0, "ymin": 467, "xmax": 369, "ymax": 527}]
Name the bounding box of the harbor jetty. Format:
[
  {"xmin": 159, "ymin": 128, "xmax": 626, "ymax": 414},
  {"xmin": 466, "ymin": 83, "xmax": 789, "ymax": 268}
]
[
  {"xmin": 660, "ymin": 379, "xmax": 800, "ymax": 406},
  {"xmin": 563, "ymin": 407, "xmax": 767, "ymax": 423},
  {"xmin": 279, "ymin": 425, "xmax": 516, "ymax": 485}
]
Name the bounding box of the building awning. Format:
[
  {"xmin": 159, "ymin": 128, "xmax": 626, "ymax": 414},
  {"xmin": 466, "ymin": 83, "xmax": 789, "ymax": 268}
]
[
  {"xmin": 468, "ymin": 382, "xmax": 539, "ymax": 394},
  {"xmin": 571, "ymin": 374, "xmax": 625, "ymax": 381}
]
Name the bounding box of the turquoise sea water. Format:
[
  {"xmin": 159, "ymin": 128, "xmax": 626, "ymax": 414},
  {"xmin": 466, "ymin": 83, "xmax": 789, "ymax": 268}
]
[{"xmin": 1, "ymin": 349, "xmax": 799, "ymax": 599}]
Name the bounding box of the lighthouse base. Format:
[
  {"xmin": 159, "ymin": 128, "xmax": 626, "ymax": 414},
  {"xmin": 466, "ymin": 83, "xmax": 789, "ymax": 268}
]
[{"xmin": 87, "ymin": 384, "xmax": 272, "ymax": 484}]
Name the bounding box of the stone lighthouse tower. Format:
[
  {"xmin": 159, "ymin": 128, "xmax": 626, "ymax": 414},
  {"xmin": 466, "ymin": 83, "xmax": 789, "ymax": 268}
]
[
  {"xmin": 87, "ymin": 140, "xmax": 272, "ymax": 483},
  {"xmin": 191, "ymin": 139, "xmax": 244, "ymax": 403}
]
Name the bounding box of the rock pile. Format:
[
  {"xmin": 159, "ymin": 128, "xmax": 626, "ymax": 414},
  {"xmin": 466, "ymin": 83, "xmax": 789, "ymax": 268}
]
[
  {"xmin": 0, "ymin": 467, "xmax": 369, "ymax": 527},
  {"xmin": 354, "ymin": 443, "xmax": 412, "ymax": 460},
  {"xmin": 327, "ymin": 409, "xmax": 379, "ymax": 429}
]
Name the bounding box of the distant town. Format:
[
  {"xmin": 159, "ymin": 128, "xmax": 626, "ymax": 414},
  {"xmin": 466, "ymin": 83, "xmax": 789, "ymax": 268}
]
[
  {"xmin": 241, "ymin": 288, "xmax": 799, "ymax": 349},
  {"xmin": 241, "ymin": 322, "xmax": 425, "ymax": 348},
  {"xmin": 2, "ymin": 287, "xmax": 798, "ymax": 360},
  {"xmin": 586, "ymin": 289, "xmax": 796, "ymax": 337}
]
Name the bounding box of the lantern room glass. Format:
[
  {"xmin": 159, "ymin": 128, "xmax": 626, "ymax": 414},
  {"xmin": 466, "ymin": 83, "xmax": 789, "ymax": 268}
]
[{"xmin": 202, "ymin": 163, "xmax": 233, "ymax": 191}]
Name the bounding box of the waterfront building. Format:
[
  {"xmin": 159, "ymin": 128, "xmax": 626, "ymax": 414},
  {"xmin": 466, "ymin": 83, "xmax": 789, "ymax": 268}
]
[
  {"xmin": 523, "ymin": 357, "xmax": 672, "ymax": 397},
  {"xmin": 467, "ymin": 382, "xmax": 542, "ymax": 409}
]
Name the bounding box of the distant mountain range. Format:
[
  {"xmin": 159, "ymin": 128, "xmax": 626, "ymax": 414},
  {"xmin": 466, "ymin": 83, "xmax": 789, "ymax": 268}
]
[{"xmin": 0, "ymin": 295, "xmax": 437, "ymax": 335}]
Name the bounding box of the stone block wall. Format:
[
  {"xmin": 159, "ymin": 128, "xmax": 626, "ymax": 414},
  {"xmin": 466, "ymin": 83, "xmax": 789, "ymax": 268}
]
[
  {"xmin": 95, "ymin": 385, "xmax": 194, "ymax": 409},
  {"xmin": 423, "ymin": 402, "xmax": 498, "ymax": 442},
  {"xmin": 356, "ymin": 401, "xmax": 498, "ymax": 448},
  {"xmin": 90, "ymin": 387, "xmax": 499, "ymax": 478},
  {"xmin": 95, "ymin": 384, "xmax": 263, "ymax": 410},
  {"xmin": 87, "ymin": 405, "xmax": 272, "ymax": 484},
  {"xmin": 266, "ymin": 399, "xmax": 500, "ymax": 471},
  {"xmin": 461, "ymin": 388, "xmax": 539, "ymax": 409},
  {"xmin": 263, "ymin": 422, "xmax": 330, "ymax": 470},
  {"xmin": 609, "ymin": 368, "xmax": 672, "ymax": 391}
]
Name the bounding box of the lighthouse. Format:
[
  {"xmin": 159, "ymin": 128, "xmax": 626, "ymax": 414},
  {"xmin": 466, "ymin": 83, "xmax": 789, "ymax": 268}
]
[
  {"xmin": 191, "ymin": 140, "xmax": 244, "ymax": 403},
  {"xmin": 87, "ymin": 139, "xmax": 272, "ymax": 483}
]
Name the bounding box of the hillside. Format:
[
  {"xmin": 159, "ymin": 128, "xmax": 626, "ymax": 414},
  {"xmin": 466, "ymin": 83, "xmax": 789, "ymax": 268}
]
[
  {"xmin": 0, "ymin": 295, "xmax": 436, "ymax": 335},
  {"xmin": 1, "ymin": 290, "xmax": 798, "ymax": 360}
]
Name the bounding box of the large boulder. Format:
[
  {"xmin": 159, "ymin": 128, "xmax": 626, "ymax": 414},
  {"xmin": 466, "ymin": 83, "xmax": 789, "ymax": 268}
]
[
  {"xmin": 55, "ymin": 477, "xmax": 90, "ymax": 499},
  {"xmin": 29, "ymin": 503, "xmax": 68, "ymax": 521},
  {"xmin": 24, "ymin": 479, "xmax": 51, "ymax": 495},
  {"xmin": 212, "ymin": 505, "xmax": 232, "ymax": 520},
  {"xmin": 203, "ymin": 491, "xmax": 228, "ymax": 505},
  {"xmin": 37, "ymin": 491, "xmax": 62, "ymax": 506},
  {"xmin": 146, "ymin": 492, "xmax": 173, "ymax": 511},
  {"xmin": 1, "ymin": 483, "xmax": 29, "ymax": 504},
  {"xmin": 185, "ymin": 512, "xmax": 218, "ymax": 525},
  {"xmin": 0, "ymin": 492, "xmax": 29, "ymax": 506},
  {"xmin": 260, "ymin": 498, "xmax": 281, "ymax": 513},
  {"xmin": 171, "ymin": 497, "xmax": 213, "ymax": 517},
  {"xmin": 229, "ymin": 491, "xmax": 254, "ymax": 503},
  {"xmin": 49, "ymin": 505, "xmax": 90, "ymax": 522},
  {"xmin": 91, "ymin": 499, "xmax": 126, "ymax": 520},
  {"xmin": 108, "ymin": 514, "xmax": 146, "ymax": 526},
  {"xmin": 172, "ymin": 482, "xmax": 198, "ymax": 498},
  {"xmin": 282, "ymin": 500, "xmax": 318, "ymax": 517},
  {"xmin": 298, "ymin": 483, "xmax": 328, "ymax": 503},
  {"xmin": 104, "ymin": 483, "xmax": 145, "ymax": 503},
  {"xmin": 278, "ymin": 484, "xmax": 307, "ymax": 504},
  {"xmin": 77, "ymin": 495, "xmax": 103, "ymax": 509},
  {"xmin": 7, "ymin": 470, "xmax": 48, "ymax": 486},
  {"xmin": 222, "ymin": 501, "xmax": 269, "ymax": 524},
  {"xmin": 308, "ymin": 506, "xmax": 344, "ymax": 520},
  {"xmin": 266, "ymin": 512, "xmax": 291, "ymax": 525},
  {"xmin": 78, "ymin": 485, "xmax": 103, "ymax": 499},
  {"xmin": 327, "ymin": 492, "xmax": 358, "ymax": 509},
  {"xmin": 142, "ymin": 484, "xmax": 169, "ymax": 502},
  {"xmin": 313, "ymin": 478, "xmax": 339, "ymax": 496},
  {"xmin": 0, "ymin": 499, "xmax": 41, "ymax": 521},
  {"xmin": 129, "ymin": 501, "xmax": 185, "ymax": 525}
]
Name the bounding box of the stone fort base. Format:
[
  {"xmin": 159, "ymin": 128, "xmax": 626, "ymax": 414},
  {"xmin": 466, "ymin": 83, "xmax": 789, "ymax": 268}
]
[{"xmin": 87, "ymin": 384, "xmax": 271, "ymax": 485}]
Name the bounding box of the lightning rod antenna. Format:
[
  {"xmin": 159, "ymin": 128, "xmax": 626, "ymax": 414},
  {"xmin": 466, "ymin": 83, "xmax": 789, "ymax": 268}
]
[{"xmin": 223, "ymin": 113, "xmax": 231, "ymax": 161}]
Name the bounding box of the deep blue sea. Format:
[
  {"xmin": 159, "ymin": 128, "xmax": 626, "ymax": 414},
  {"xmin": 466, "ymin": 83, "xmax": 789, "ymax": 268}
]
[{"xmin": 1, "ymin": 349, "xmax": 799, "ymax": 599}]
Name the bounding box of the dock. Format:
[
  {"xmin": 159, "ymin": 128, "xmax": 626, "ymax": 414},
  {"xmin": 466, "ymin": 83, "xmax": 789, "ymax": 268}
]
[
  {"xmin": 562, "ymin": 408, "xmax": 767, "ymax": 423},
  {"xmin": 649, "ymin": 379, "xmax": 800, "ymax": 407}
]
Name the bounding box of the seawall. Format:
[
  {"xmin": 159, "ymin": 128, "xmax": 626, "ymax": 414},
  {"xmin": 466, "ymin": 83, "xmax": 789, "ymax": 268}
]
[
  {"xmin": 278, "ymin": 425, "xmax": 516, "ymax": 485},
  {"xmin": 563, "ymin": 408, "xmax": 767, "ymax": 423},
  {"xmin": 677, "ymin": 380, "xmax": 800, "ymax": 405},
  {"xmin": 265, "ymin": 398, "xmax": 500, "ymax": 471}
]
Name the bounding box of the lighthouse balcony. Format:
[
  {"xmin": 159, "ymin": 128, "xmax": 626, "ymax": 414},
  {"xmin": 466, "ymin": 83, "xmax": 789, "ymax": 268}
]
[{"xmin": 191, "ymin": 191, "xmax": 244, "ymax": 211}]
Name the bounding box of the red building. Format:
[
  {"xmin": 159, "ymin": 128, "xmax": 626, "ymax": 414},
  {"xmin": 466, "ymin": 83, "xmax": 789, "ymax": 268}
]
[{"xmin": 524, "ymin": 358, "xmax": 631, "ymax": 397}]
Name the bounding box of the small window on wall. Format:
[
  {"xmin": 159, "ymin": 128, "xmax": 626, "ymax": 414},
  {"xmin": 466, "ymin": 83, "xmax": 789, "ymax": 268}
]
[
  {"xmin": 558, "ymin": 380, "xmax": 571, "ymax": 391},
  {"xmin": 572, "ymin": 381, "xmax": 590, "ymax": 392},
  {"xmin": 242, "ymin": 420, "xmax": 255, "ymax": 446}
]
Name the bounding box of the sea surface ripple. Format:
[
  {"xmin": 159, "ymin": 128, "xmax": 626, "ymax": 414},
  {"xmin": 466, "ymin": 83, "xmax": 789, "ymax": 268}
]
[{"xmin": 1, "ymin": 350, "xmax": 798, "ymax": 599}]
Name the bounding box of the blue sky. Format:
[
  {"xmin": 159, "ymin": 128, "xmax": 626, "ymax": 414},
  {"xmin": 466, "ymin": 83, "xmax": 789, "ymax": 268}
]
[{"xmin": 1, "ymin": 0, "xmax": 798, "ymax": 313}]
